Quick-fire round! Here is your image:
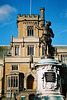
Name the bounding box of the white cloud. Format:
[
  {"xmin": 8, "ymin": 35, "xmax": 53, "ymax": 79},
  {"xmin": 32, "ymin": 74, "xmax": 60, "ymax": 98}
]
[
  {"xmin": 0, "ymin": 20, "xmax": 16, "ymax": 28},
  {"xmin": 61, "ymin": 29, "xmax": 67, "ymax": 33},
  {"xmin": 58, "ymin": 29, "xmax": 67, "ymax": 34},
  {"xmin": 0, "ymin": 4, "xmax": 17, "ymax": 20}
]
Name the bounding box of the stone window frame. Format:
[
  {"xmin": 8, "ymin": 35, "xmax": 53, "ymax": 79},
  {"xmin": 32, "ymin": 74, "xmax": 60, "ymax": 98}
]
[
  {"xmin": 26, "ymin": 43, "xmax": 37, "ymax": 56},
  {"xmin": 11, "ymin": 64, "xmax": 19, "ymax": 71},
  {"xmin": 61, "ymin": 55, "xmax": 67, "ymax": 64},
  {"xmin": 6, "ymin": 90, "xmax": 18, "ymax": 98},
  {"xmin": 7, "ymin": 75, "xmax": 19, "ymax": 88},
  {"xmin": 6, "ymin": 91, "xmax": 11, "ymax": 97},
  {"xmin": 12, "ymin": 65, "xmax": 18, "ymax": 71},
  {"xmin": 6, "ymin": 75, "xmax": 19, "ymax": 98},
  {"xmin": 27, "ymin": 45, "xmax": 34, "ymax": 56},
  {"xmin": 15, "ymin": 45, "xmax": 20, "ymax": 56},
  {"xmin": 6, "ymin": 72, "xmax": 24, "ymax": 97},
  {"xmin": 27, "ymin": 26, "xmax": 34, "ymax": 36}
]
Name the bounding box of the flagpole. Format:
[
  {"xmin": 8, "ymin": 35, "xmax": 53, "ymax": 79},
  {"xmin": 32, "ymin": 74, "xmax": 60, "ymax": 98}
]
[{"xmin": 30, "ymin": 0, "xmax": 31, "ymax": 16}]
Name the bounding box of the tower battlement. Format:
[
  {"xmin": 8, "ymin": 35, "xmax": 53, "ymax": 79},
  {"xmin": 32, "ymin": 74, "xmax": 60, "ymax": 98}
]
[
  {"xmin": 17, "ymin": 14, "xmax": 40, "ymax": 18},
  {"xmin": 17, "ymin": 7, "xmax": 45, "ymax": 26}
]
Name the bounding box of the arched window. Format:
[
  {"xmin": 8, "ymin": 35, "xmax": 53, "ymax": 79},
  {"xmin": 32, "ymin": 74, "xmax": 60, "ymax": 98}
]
[
  {"xmin": 27, "ymin": 75, "xmax": 34, "ymax": 89},
  {"xmin": 27, "ymin": 26, "xmax": 34, "ymax": 36}
]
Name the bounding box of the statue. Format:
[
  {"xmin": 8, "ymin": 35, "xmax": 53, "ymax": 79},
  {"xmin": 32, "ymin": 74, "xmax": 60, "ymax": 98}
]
[{"xmin": 35, "ymin": 21, "xmax": 54, "ymax": 57}]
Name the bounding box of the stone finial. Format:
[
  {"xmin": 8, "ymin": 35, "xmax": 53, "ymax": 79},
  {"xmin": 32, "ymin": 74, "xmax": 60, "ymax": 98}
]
[
  {"xmin": 40, "ymin": 7, "xmax": 45, "ymax": 11},
  {"xmin": 40, "ymin": 7, "xmax": 45, "ymax": 27}
]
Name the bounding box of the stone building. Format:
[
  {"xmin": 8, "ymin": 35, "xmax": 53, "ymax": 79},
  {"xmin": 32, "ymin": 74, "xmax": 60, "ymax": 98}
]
[{"xmin": 0, "ymin": 7, "xmax": 67, "ymax": 100}]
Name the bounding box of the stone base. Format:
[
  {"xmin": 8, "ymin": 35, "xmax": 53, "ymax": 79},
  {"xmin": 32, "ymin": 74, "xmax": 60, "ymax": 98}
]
[{"xmin": 34, "ymin": 95, "xmax": 65, "ymax": 100}]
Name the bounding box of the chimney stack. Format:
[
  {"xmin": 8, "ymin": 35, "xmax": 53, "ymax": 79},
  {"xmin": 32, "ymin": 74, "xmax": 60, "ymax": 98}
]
[{"xmin": 40, "ymin": 7, "xmax": 45, "ymax": 27}]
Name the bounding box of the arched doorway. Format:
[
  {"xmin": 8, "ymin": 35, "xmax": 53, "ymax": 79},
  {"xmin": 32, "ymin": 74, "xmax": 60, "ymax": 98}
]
[
  {"xmin": 27, "ymin": 75, "xmax": 34, "ymax": 89},
  {"xmin": 29, "ymin": 94, "xmax": 35, "ymax": 100}
]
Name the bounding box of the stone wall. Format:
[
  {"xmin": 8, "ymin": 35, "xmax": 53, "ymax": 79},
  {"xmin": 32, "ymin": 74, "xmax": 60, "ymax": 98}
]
[{"xmin": 16, "ymin": 90, "xmax": 36, "ymax": 100}]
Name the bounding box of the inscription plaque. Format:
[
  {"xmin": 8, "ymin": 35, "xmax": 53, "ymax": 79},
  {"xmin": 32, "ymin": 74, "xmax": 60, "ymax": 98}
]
[{"xmin": 45, "ymin": 72, "xmax": 55, "ymax": 82}]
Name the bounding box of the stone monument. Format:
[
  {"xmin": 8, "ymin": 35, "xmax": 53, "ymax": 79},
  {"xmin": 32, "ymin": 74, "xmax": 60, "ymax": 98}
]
[{"xmin": 34, "ymin": 21, "xmax": 65, "ymax": 100}]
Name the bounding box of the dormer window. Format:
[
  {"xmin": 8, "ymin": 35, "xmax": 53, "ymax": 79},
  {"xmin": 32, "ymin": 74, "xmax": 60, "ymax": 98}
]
[{"xmin": 27, "ymin": 26, "xmax": 34, "ymax": 36}]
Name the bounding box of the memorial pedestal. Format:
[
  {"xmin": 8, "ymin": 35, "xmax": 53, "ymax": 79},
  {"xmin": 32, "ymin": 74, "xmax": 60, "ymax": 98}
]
[{"xmin": 34, "ymin": 58, "xmax": 65, "ymax": 100}]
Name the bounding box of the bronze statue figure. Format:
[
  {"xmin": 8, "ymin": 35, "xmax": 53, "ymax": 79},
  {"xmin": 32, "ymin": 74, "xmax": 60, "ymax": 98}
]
[{"xmin": 35, "ymin": 21, "xmax": 54, "ymax": 57}]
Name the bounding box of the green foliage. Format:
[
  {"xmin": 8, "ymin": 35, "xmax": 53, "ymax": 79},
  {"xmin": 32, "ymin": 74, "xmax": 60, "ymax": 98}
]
[{"xmin": 0, "ymin": 46, "xmax": 11, "ymax": 59}]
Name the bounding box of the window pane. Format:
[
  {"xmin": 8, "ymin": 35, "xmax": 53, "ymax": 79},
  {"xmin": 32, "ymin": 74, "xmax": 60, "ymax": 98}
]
[
  {"xmin": 30, "ymin": 47, "xmax": 31, "ymax": 55},
  {"xmin": 15, "ymin": 46, "xmax": 17, "ymax": 55},
  {"xmin": 16, "ymin": 77, "xmax": 18, "ymax": 87},
  {"xmin": 15, "ymin": 46, "xmax": 19, "ymax": 56},
  {"xmin": 30, "ymin": 29, "xmax": 31, "ymax": 36},
  {"xmin": 12, "ymin": 65, "xmax": 18, "ymax": 70},
  {"xmin": 27, "ymin": 46, "xmax": 34, "ymax": 55},
  {"xmin": 11, "ymin": 91, "xmax": 13, "ymax": 98},
  {"xmin": 27, "ymin": 26, "xmax": 34, "ymax": 36},
  {"xmin": 61, "ymin": 55, "xmax": 67, "ymax": 65},
  {"xmin": 31, "ymin": 47, "xmax": 34, "ymax": 55},
  {"xmin": 11, "ymin": 77, "xmax": 13, "ymax": 87},
  {"xmin": 14, "ymin": 77, "xmax": 15, "ymax": 87},
  {"xmin": 27, "ymin": 29, "xmax": 29, "ymax": 36},
  {"xmin": 27, "ymin": 47, "xmax": 29, "ymax": 55},
  {"xmin": 32, "ymin": 29, "xmax": 33, "ymax": 36},
  {"xmin": 7, "ymin": 76, "xmax": 18, "ymax": 88},
  {"xmin": 18, "ymin": 47, "xmax": 19, "ymax": 55},
  {"xmin": 8, "ymin": 77, "xmax": 10, "ymax": 87}
]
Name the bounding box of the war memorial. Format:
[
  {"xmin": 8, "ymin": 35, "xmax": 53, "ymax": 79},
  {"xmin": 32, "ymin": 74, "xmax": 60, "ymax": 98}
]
[{"xmin": 34, "ymin": 13, "xmax": 65, "ymax": 100}]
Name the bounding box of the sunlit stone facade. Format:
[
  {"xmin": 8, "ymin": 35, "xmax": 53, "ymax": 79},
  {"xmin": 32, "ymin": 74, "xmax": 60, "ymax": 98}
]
[{"xmin": 0, "ymin": 7, "xmax": 67, "ymax": 100}]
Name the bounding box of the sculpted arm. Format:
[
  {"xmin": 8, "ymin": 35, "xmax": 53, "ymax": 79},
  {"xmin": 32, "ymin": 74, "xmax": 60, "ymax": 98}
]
[{"xmin": 35, "ymin": 23, "xmax": 43, "ymax": 30}]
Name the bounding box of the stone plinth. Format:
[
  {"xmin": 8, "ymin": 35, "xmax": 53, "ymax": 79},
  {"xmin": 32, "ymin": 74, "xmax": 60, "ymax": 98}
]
[{"xmin": 34, "ymin": 58, "xmax": 65, "ymax": 100}]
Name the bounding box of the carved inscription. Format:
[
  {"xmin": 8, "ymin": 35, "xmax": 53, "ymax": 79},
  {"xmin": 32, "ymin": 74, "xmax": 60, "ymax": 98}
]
[{"xmin": 45, "ymin": 72, "xmax": 55, "ymax": 82}]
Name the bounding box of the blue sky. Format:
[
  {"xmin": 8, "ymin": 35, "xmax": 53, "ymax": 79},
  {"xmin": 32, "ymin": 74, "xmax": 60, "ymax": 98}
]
[{"xmin": 0, "ymin": 0, "xmax": 67, "ymax": 45}]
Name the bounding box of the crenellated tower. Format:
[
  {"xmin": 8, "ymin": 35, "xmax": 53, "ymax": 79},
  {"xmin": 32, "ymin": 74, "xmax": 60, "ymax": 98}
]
[{"xmin": 17, "ymin": 7, "xmax": 45, "ymax": 38}]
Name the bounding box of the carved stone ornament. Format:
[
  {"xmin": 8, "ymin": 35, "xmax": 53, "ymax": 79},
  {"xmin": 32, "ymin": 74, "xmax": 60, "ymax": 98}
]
[{"xmin": 41, "ymin": 65, "xmax": 58, "ymax": 90}]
